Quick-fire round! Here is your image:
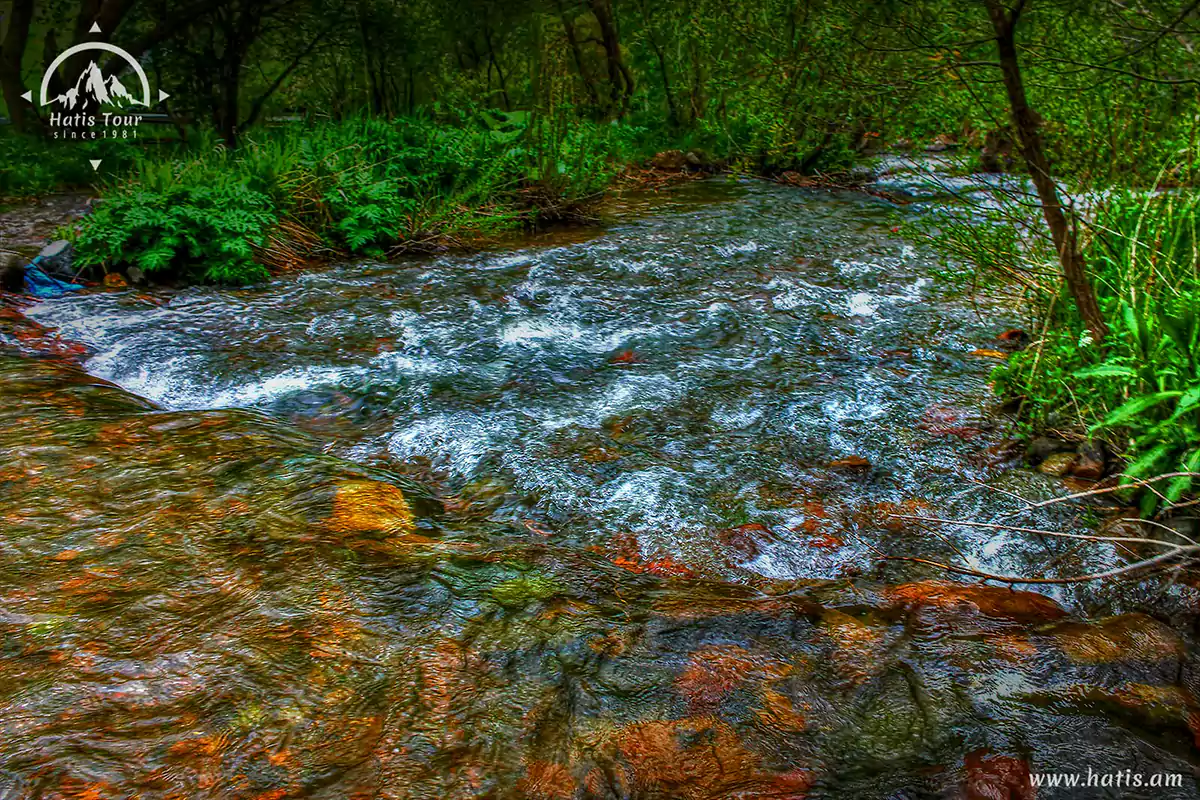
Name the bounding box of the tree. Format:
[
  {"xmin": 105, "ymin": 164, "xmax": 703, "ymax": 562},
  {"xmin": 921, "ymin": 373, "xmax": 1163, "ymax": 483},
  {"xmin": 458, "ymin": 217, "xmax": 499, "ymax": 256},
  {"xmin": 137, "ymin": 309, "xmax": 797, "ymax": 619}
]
[
  {"xmin": 985, "ymin": 0, "xmax": 1109, "ymax": 344},
  {"xmin": 0, "ymin": 0, "xmax": 35, "ymax": 132}
]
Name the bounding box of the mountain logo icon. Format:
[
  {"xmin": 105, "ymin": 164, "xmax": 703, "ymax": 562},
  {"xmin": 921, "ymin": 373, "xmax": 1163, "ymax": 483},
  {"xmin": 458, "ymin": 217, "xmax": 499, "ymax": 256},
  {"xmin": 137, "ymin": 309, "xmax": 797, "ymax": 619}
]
[
  {"xmin": 26, "ymin": 41, "xmax": 158, "ymax": 109},
  {"xmin": 49, "ymin": 61, "xmax": 140, "ymax": 110}
]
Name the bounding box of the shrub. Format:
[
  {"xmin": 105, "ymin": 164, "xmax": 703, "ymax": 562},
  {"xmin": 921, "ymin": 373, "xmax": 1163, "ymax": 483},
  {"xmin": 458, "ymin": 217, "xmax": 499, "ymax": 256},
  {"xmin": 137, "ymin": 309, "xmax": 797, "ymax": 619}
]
[
  {"xmin": 67, "ymin": 113, "xmax": 651, "ymax": 283},
  {"xmin": 72, "ymin": 181, "xmax": 277, "ymax": 285}
]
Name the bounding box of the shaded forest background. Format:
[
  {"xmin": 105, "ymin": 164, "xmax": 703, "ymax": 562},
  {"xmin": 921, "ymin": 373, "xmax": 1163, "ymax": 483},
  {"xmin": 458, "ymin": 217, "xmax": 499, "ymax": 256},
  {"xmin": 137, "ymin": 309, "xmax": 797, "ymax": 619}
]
[{"xmin": 3, "ymin": 0, "xmax": 1200, "ymax": 183}]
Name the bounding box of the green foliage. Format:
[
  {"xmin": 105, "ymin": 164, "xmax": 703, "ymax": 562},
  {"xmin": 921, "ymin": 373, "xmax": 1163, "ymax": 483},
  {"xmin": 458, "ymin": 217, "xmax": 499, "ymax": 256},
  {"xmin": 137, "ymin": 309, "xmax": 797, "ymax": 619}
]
[
  {"xmin": 72, "ymin": 181, "xmax": 277, "ymax": 285},
  {"xmin": 68, "ymin": 114, "xmax": 647, "ymax": 284},
  {"xmin": 992, "ymin": 190, "xmax": 1200, "ymax": 511},
  {"xmin": 0, "ymin": 134, "xmax": 138, "ymax": 197}
]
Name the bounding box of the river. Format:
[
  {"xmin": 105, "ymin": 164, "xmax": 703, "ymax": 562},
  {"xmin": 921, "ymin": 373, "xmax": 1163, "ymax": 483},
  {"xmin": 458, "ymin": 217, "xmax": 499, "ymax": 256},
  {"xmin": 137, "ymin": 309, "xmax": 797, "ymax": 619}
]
[{"xmin": 2, "ymin": 169, "xmax": 1197, "ymax": 798}]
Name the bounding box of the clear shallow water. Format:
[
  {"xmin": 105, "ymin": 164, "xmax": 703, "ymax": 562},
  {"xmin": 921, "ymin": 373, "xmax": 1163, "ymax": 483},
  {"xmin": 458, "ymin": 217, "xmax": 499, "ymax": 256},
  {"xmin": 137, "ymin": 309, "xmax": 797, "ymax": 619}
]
[
  {"xmin": 3, "ymin": 174, "xmax": 1199, "ymax": 798},
  {"xmin": 31, "ymin": 178, "xmax": 1115, "ymax": 591}
]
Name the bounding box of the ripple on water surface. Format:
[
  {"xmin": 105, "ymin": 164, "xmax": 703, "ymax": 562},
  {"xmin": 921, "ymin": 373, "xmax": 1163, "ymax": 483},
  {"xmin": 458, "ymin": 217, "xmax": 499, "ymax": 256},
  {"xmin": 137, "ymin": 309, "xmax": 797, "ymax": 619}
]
[{"xmin": 28, "ymin": 179, "xmax": 1125, "ymax": 595}]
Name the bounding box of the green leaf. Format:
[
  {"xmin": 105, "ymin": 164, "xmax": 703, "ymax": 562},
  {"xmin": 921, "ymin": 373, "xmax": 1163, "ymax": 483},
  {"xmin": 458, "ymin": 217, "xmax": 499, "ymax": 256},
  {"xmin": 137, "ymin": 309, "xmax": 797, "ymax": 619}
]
[
  {"xmin": 1169, "ymin": 385, "xmax": 1200, "ymax": 420},
  {"xmin": 1166, "ymin": 448, "xmax": 1200, "ymax": 502},
  {"xmin": 1093, "ymin": 392, "xmax": 1183, "ymax": 431},
  {"xmin": 1122, "ymin": 442, "xmax": 1173, "ymax": 482},
  {"xmin": 1073, "ymin": 364, "xmax": 1136, "ymax": 379}
]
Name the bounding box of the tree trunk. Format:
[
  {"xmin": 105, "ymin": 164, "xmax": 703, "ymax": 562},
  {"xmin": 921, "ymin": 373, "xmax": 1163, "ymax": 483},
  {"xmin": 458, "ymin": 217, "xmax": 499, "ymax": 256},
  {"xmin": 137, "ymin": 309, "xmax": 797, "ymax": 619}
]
[
  {"xmin": 588, "ymin": 0, "xmax": 632, "ymax": 114},
  {"xmin": 986, "ymin": 0, "xmax": 1109, "ymax": 344},
  {"xmin": 635, "ymin": 0, "xmax": 676, "ymax": 125},
  {"xmin": 217, "ymin": 54, "xmax": 241, "ymax": 146},
  {"xmin": 214, "ymin": 17, "xmax": 243, "ymax": 147},
  {"xmin": 557, "ymin": 0, "xmax": 598, "ymax": 107},
  {"xmin": 0, "ymin": 0, "xmax": 35, "ymax": 132},
  {"xmin": 357, "ymin": 2, "xmax": 383, "ymax": 114},
  {"xmin": 482, "ymin": 26, "xmax": 510, "ymax": 111}
]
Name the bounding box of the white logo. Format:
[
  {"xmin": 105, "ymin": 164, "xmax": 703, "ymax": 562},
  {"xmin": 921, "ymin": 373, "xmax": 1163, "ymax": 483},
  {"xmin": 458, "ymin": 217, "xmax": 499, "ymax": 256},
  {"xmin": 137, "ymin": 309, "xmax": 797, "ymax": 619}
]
[{"xmin": 21, "ymin": 26, "xmax": 169, "ymax": 154}]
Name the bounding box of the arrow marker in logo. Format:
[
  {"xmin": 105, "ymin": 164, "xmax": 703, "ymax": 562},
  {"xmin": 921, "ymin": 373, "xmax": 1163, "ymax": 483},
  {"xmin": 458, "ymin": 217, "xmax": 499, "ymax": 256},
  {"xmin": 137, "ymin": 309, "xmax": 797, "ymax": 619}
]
[
  {"xmin": 21, "ymin": 91, "xmax": 32, "ymax": 103},
  {"xmin": 89, "ymin": 160, "xmax": 102, "ymax": 171},
  {"xmin": 159, "ymin": 90, "xmax": 170, "ymax": 102},
  {"xmin": 89, "ymin": 22, "xmax": 102, "ymax": 33}
]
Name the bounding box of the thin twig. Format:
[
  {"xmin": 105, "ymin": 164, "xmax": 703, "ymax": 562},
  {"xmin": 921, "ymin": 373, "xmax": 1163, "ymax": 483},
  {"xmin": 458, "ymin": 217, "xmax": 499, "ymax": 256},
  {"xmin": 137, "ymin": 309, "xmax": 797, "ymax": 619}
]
[
  {"xmin": 891, "ymin": 514, "xmax": 1180, "ymax": 548},
  {"xmin": 885, "ymin": 548, "xmax": 1194, "ymax": 585},
  {"xmin": 1018, "ymin": 472, "xmax": 1200, "ymax": 511}
]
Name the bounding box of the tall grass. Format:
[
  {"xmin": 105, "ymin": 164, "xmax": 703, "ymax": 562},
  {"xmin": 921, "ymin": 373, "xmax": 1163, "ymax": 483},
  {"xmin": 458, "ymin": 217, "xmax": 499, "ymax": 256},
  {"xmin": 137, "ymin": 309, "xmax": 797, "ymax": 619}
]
[{"xmin": 991, "ymin": 189, "xmax": 1200, "ymax": 511}]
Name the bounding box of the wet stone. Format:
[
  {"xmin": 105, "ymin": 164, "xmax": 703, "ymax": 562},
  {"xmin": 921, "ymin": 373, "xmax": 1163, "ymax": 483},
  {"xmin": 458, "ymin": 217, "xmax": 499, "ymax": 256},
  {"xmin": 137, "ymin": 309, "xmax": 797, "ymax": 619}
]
[
  {"xmin": 1026, "ymin": 436, "xmax": 1071, "ymax": 465},
  {"xmin": 1037, "ymin": 451, "xmax": 1077, "ymax": 477},
  {"xmin": 1070, "ymin": 441, "xmax": 1107, "ymax": 481},
  {"xmin": 1052, "ymin": 614, "xmax": 1186, "ymax": 665}
]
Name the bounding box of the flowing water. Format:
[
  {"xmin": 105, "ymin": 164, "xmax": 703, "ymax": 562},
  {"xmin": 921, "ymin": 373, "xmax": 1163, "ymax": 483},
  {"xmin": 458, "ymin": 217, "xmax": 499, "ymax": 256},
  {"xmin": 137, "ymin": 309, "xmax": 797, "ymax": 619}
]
[
  {"xmin": 3, "ymin": 173, "xmax": 1198, "ymax": 798},
  {"xmin": 23, "ymin": 178, "xmax": 1121, "ymax": 589}
]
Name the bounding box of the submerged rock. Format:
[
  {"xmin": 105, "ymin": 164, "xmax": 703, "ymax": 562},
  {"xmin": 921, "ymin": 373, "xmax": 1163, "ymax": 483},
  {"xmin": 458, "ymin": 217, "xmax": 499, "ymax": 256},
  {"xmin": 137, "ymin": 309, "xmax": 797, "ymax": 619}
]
[
  {"xmin": 885, "ymin": 581, "xmax": 1068, "ymax": 622},
  {"xmin": 964, "ymin": 749, "xmax": 1034, "ymax": 800},
  {"xmin": 1052, "ymin": 613, "xmax": 1186, "ymax": 664},
  {"xmin": 327, "ymin": 479, "xmax": 416, "ymax": 536},
  {"xmin": 1037, "ymin": 451, "xmax": 1077, "ymax": 477}
]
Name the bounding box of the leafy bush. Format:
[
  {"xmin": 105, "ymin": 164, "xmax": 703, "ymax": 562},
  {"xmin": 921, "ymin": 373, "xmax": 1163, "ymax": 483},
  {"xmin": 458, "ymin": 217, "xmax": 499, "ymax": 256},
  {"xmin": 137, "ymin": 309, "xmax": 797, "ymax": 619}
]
[
  {"xmin": 72, "ymin": 181, "xmax": 277, "ymax": 285},
  {"xmin": 66, "ymin": 113, "xmax": 650, "ymax": 282}
]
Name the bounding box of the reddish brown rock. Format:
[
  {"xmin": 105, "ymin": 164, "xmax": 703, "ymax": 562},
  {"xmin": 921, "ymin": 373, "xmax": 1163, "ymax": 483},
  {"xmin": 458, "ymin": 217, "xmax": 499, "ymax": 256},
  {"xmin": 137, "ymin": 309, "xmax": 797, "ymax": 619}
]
[
  {"xmin": 675, "ymin": 645, "xmax": 787, "ymax": 711},
  {"xmin": 964, "ymin": 748, "xmax": 1035, "ymax": 800},
  {"xmin": 1069, "ymin": 442, "xmax": 1107, "ymax": 481},
  {"xmin": 886, "ymin": 581, "xmax": 1068, "ymax": 622},
  {"xmin": 755, "ymin": 688, "xmax": 808, "ymax": 733},
  {"xmin": 719, "ymin": 522, "xmax": 772, "ymax": 558},
  {"xmin": 612, "ymin": 716, "xmax": 812, "ymax": 799},
  {"xmin": 830, "ymin": 455, "xmax": 870, "ymax": 470},
  {"xmin": 517, "ymin": 761, "xmax": 577, "ymax": 800},
  {"xmin": 997, "ymin": 329, "xmax": 1030, "ymax": 351},
  {"xmin": 1053, "ymin": 614, "xmax": 1185, "ymax": 664}
]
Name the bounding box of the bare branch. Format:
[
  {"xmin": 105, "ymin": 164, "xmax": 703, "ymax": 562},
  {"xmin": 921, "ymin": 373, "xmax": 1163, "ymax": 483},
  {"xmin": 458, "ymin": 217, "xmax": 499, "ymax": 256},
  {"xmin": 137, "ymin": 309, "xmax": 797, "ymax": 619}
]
[{"xmin": 886, "ymin": 548, "xmax": 1196, "ymax": 585}]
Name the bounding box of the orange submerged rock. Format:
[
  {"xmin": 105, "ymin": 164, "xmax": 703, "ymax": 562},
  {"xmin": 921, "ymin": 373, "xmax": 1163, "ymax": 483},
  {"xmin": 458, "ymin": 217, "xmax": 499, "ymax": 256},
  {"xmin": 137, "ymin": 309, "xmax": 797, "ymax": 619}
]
[
  {"xmin": 609, "ymin": 716, "xmax": 812, "ymax": 799},
  {"xmin": 676, "ymin": 644, "xmax": 787, "ymax": 710},
  {"xmin": 886, "ymin": 581, "xmax": 1068, "ymax": 622},
  {"xmin": 327, "ymin": 480, "xmax": 416, "ymax": 536},
  {"xmin": 1053, "ymin": 614, "xmax": 1186, "ymax": 664}
]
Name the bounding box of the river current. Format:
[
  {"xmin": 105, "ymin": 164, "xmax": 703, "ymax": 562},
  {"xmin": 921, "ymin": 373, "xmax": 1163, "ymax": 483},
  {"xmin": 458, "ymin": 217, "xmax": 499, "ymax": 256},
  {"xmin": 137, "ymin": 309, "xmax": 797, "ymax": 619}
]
[{"xmin": 2, "ymin": 167, "xmax": 1196, "ymax": 798}]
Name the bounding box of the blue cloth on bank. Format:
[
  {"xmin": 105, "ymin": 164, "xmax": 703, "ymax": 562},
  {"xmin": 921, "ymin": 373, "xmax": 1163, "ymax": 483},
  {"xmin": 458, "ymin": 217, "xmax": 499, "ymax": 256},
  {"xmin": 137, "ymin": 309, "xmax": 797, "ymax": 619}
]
[{"xmin": 24, "ymin": 259, "xmax": 83, "ymax": 299}]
